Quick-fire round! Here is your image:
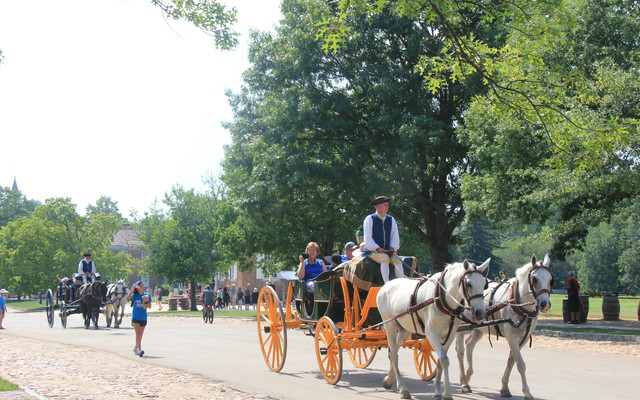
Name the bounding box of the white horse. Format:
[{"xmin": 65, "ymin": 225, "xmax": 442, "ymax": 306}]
[
  {"xmin": 455, "ymin": 254, "xmax": 553, "ymax": 400},
  {"xmin": 104, "ymin": 279, "xmax": 127, "ymax": 328},
  {"xmin": 377, "ymin": 258, "xmax": 490, "ymax": 400}
]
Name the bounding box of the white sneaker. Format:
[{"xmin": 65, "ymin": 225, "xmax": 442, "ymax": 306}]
[{"xmin": 133, "ymin": 347, "xmax": 139, "ymax": 355}]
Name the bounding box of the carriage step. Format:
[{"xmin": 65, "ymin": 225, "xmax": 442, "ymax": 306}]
[
  {"xmin": 320, "ymin": 347, "xmax": 327, "ymax": 355},
  {"xmin": 264, "ymin": 326, "xmax": 271, "ymax": 334}
]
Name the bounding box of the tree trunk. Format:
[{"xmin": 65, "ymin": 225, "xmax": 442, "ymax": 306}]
[
  {"xmin": 189, "ymin": 280, "xmax": 198, "ymax": 311},
  {"xmin": 428, "ymin": 242, "xmax": 453, "ymax": 274}
]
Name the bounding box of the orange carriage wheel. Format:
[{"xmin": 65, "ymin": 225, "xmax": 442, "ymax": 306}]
[
  {"xmin": 257, "ymin": 286, "xmax": 287, "ymax": 372},
  {"xmin": 414, "ymin": 338, "xmax": 438, "ymax": 380},
  {"xmin": 315, "ymin": 316, "xmax": 343, "ymax": 384},
  {"xmin": 347, "ymin": 344, "xmax": 377, "ymax": 368}
]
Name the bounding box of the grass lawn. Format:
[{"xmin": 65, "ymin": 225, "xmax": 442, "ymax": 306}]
[
  {"xmin": 543, "ymin": 294, "xmax": 639, "ymax": 320},
  {"xmin": 6, "ymin": 299, "xmax": 47, "ymax": 311},
  {"xmin": 0, "ymin": 377, "xmax": 19, "ymax": 392},
  {"xmin": 535, "ymin": 325, "xmax": 640, "ymax": 337}
]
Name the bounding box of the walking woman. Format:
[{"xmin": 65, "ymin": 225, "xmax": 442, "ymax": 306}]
[{"xmin": 127, "ymin": 281, "xmax": 152, "ymax": 357}]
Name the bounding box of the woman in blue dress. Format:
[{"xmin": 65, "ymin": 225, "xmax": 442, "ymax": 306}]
[
  {"xmin": 127, "ymin": 281, "xmax": 152, "ymax": 357},
  {"xmin": 296, "ymin": 242, "xmax": 327, "ymax": 292}
]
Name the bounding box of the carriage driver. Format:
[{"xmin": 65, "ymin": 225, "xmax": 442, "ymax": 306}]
[
  {"xmin": 77, "ymin": 252, "xmax": 97, "ymax": 285},
  {"xmin": 362, "ymin": 196, "xmax": 406, "ymax": 283}
]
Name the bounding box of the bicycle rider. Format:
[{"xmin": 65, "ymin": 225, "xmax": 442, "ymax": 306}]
[{"xmin": 202, "ymin": 285, "xmax": 215, "ymax": 313}]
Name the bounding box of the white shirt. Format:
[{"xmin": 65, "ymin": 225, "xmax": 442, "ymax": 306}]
[
  {"xmin": 77, "ymin": 258, "xmax": 96, "ymax": 275},
  {"xmin": 363, "ymin": 212, "xmax": 400, "ymax": 252}
]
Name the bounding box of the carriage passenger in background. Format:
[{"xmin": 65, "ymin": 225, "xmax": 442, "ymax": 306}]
[
  {"xmin": 296, "ymin": 241, "xmax": 327, "ymax": 292},
  {"xmin": 362, "ymin": 196, "xmax": 406, "ymax": 283}
]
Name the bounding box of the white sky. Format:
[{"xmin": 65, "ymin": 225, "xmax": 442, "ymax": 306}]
[{"xmin": 0, "ymin": 0, "xmax": 282, "ymax": 217}]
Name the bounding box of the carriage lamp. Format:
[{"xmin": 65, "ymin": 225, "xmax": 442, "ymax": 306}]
[{"xmin": 355, "ymin": 228, "xmax": 364, "ymax": 245}]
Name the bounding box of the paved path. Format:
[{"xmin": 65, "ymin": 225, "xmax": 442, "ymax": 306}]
[{"xmin": 1, "ymin": 309, "xmax": 639, "ymax": 399}]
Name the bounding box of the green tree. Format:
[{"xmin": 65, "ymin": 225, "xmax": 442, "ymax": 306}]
[
  {"xmin": 461, "ymin": 0, "xmax": 640, "ymax": 258},
  {"xmin": 86, "ymin": 195, "xmax": 123, "ymax": 221},
  {"xmin": 0, "ymin": 198, "xmax": 123, "ymax": 296},
  {"xmin": 0, "ymin": 186, "xmax": 40, "ymax": 227},
  {"xmin": 150, "ymin": 0, "xmax": 239, "ymax": 49},
  {"xmin": 457, "ymin": 219, "xmax": 504, "ymax": 279},
  {"xmin": 223, "ymin": 0, "xmax": 498, "ymax": 271},
  {"xmin": 138, "ymin": 186, "xmax": 221, "ymax": 310}
]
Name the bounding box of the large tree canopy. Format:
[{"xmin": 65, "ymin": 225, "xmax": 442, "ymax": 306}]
[
  {"xmin": 222, "ymin": 0, "xmax": 502, "ymax": 271},
  {"xmin": 0, "ymin": 198, "xmax": 124, "ymax": 296},
  {"xmin": 138, "ymin": 186, "xmax": 223, "ymax": 310}
]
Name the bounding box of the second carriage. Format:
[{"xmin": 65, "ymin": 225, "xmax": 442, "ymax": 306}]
[
  {"xmin": 44, "ymin": 273, "xmax": 108, "ymax": 329},
  {"xmin": 256, "ymin": 256, "xmax": 439, "ymax": 384}
]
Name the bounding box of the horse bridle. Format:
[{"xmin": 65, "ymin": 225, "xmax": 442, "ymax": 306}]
[{"xmin": 527, "ymin": 262, "xmax": 554, "ymax": 299}]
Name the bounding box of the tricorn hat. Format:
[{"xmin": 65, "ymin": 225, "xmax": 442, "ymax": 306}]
[
  {"xmin": 83, "ymin": 252, "xmax": 91, "ymax": 257},
  {"xmin": 370, "ymin": 196, "xmax": 391, "ymax": 206}
]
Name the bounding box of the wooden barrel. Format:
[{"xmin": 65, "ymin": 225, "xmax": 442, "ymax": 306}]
[
  {"xmin": 562, "ymin": 299, "xmax": 570, "ymax": 323},
  {"xmin": 168, "ymin": 298, "xmax": 177, "ymax": 311},
  {"xmin": 179, "ymin": 297, "xmax": 189, "ymax": 310},
  {"xmin": 579, "ymin": 295, "xmax": 589, "ymax": 323},
  {"xmin": 602, "ymin": 295, "xmax": 620, "ymax": 321}
]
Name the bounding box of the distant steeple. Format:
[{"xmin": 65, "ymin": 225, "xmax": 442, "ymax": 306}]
[{"xmin": 11, "ymin": 176, "xmax": 18, "ymax": 191}]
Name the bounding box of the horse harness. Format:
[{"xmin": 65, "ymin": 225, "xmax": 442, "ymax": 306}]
[
  {"xmin": 486, "ymin": 262, "xmax": 552, "ymax": 347},
  {"xmin": 406, "ymin": 267, "xmax": 487, "ymax": 345}
]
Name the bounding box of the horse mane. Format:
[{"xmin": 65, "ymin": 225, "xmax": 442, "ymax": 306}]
[{"xmin": 515, "ymin": 262, "xmax": 533, "ymax": 281}]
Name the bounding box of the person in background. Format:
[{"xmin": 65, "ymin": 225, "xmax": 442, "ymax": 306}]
[
  {"xmin": 223, "ymin": 285, "xmax": 230, "ymax": 309},
  {"xmin": 297, "ymin": 242, "xmax": 327, "ymax": 292},
  {"xmin": 342, "ymin": 242, "xmax": 358, "ymax": 262},
  {"xmin": 201, "ymin": 285, "xmax": 215, "ymax": 312},
  {"xmin": 0, "ymin": 289, "xmax": 8, "ymax": 329},
  {"xmin": 154, "ymin": 286, "xmax": 163, "ymax": 310},
  {"xmin": 244, "ymin": 283, "xmax": 252, "ymax": 310},
  {"xmin": 252, "ymin": 287, "xmax": 259, "ymax": 311},
  {"xmin": 236, "ymin": 286, "xmax": 244, "ymax": 309},
  {"xmin": 230, "ymin": 284, "xmax": 237, "ymax": 309},
  {"xmin": 127, "ymin": 281, "xmax": 152, "ymax": 357},
  {"xmin": 566, "ymin": 271, "xmax": 581, "ymax": 324}
]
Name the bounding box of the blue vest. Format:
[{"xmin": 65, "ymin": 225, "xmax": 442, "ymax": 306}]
[
  {"xmin": 81, "ymin": 260, "xmax": 93, "ymax": 273},
  {"xmin": 370, "ymin": 213, "xmax": 393, "ymax": 250},
  {"xmin": 304, "ymin": 259, "xmax": 324, "ymax": 282}
]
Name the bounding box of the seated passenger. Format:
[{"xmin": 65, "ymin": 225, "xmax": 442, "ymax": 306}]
[
  {"xmin": 296, "ymin": 242, "xmax": 327, "ymax": 292},
  {"xmin": 342, "ymin": 241, "xmax": 358, "ymax": 262}
]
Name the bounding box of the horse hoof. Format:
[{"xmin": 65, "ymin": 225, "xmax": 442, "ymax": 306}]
[
  {"xmin": 443, "ymin": 397, "xmax": 453, "ymax": 400},
  {"xmin": 382, "ymin": 377, "xmax": 392, "ymax": 390},
  {"xmin": 400, "ymin": 390, "xmax": 411, "ymax": 399},
  {"xmin": 434, "ymin": 395, "xmax": 442, "ymax": 400},
  {"xmin": 461, "ymin": 385, "xmax": 472, "ymax": 393},
  {"xmin": 524, "ymin": 397, "xmax": 534, "ymax": 400},
  {"xmin": 500, "ymin": 389, "xmax": 512, "ymax": 398}
]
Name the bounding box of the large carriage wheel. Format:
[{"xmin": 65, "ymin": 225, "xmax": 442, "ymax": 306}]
[
  {"xmin": 257, "ymin": 286, "xmax": 287, "ymax": 372},
  {"xmin": 347, "ymin": 345, "xmax": 377, "ymax": 369},
  {"xmin": 60, "ymin": 301, "xmax": 68, "ymax": 329},
  {"xmin": 413, "ymin": 338, "xmax": 437, "ymax": 381},
  {"xmin": 315, "ymin": 316, "xmax": 343, "ymax": 384},
  {"xmin": 45, "ymin": 289, "xmax": 54, "ymax": 328}
]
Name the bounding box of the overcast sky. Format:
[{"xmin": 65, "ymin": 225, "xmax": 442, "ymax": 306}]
[{"xmin": 0, "ymin": 0, "xmax": 282, "ymax": 217}]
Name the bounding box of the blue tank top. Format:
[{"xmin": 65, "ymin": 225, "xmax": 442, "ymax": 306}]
[{"xmin": 304, "ymin": 259, "xmax": 324, "ymax": 282}]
